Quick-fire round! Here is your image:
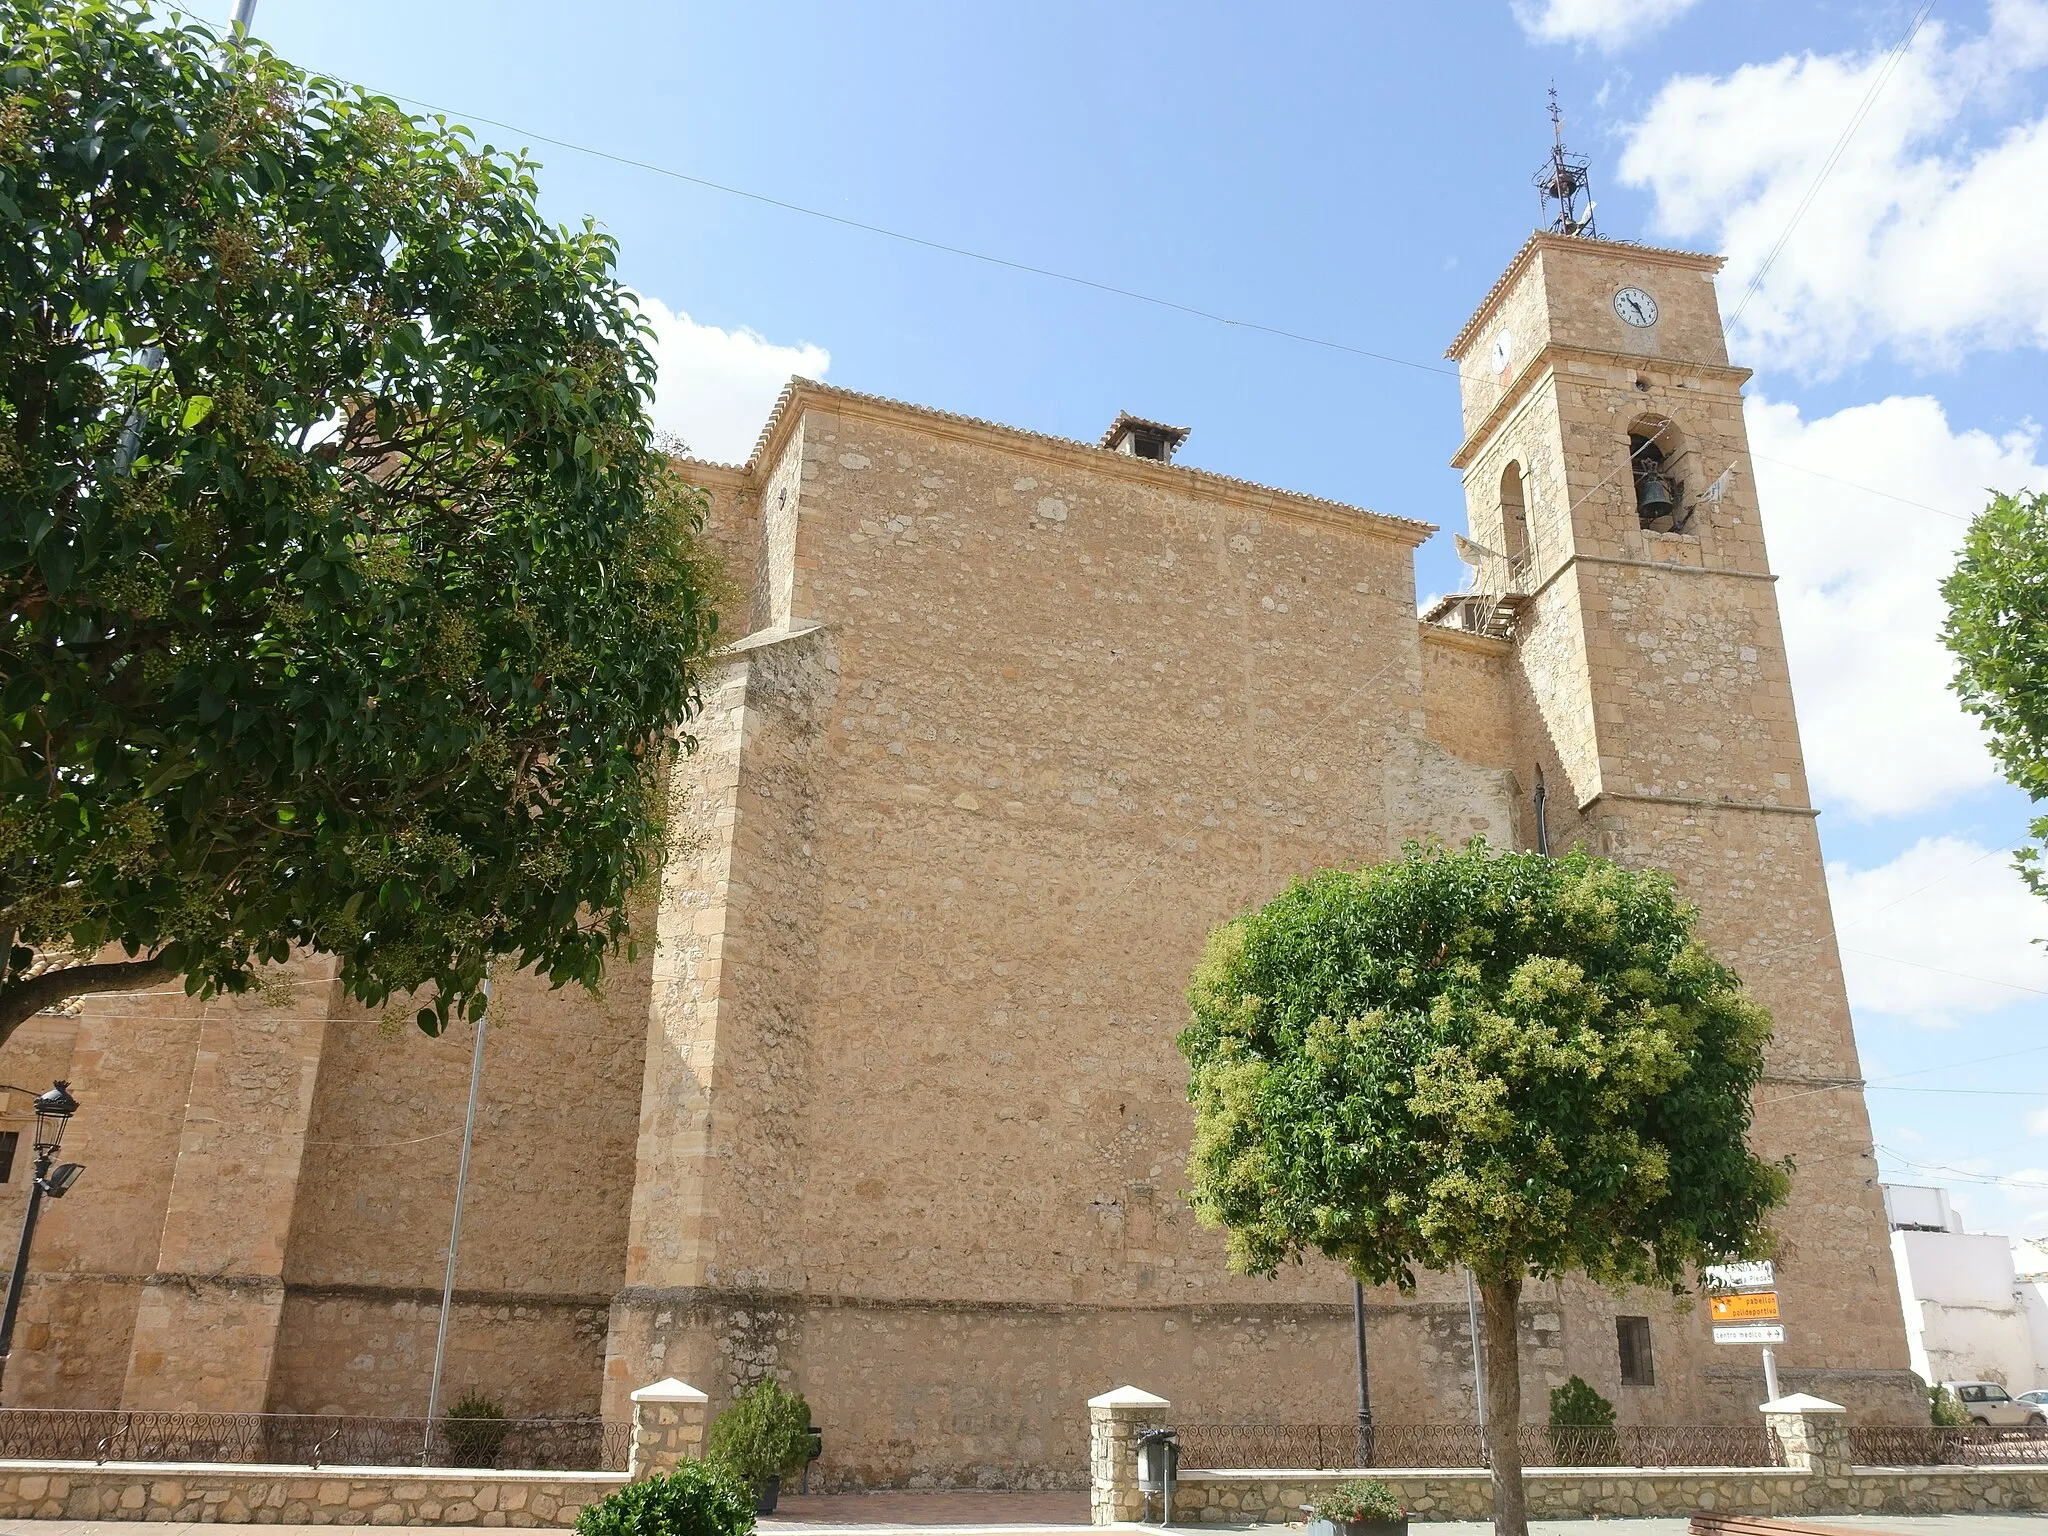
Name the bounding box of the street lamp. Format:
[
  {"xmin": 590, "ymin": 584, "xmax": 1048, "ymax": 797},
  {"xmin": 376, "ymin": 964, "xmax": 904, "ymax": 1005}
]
[{"xmin": 0, "ymin": 1082, "xmax": 85, "ymax": 1396}]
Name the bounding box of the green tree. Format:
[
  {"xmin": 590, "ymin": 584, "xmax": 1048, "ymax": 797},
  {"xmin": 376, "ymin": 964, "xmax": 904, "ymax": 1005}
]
[
  {"xmin": 1943, "ymin": 489, "xmax": 2048, "ymax": 904},
  {"xmin": 0, "ymin": 1, "xmax": 721, "ymax": 1039},
  {"xmin": 1179, "ymin": 840, "xmax": 1788, "ymax": 1536}
]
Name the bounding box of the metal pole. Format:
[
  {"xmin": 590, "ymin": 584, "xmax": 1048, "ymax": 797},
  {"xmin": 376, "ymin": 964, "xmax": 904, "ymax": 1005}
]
[
  {"xmin": 0, "ymin": 1153, "xmax": 51, "ymax": 1397},
  {"xmin": 1464, "ymin": 1267, "xmax": 1487, "ymax": 1432},
  {"xmin": 230, "ymin": 0, "xmax": 256, "ymax": 35},
  {"xmin": 424, "ymin": 978, "xmax": 490, "ymax": 1459},
  {"xmin": 1352, "ymin": 1280, "xmax": 1373, "ymax": 1467},
  {"xmin": 1533, "ymin": 768, "xmax": 1550, "ymax": 856},
  {"xmin": 1762, "ymin": 1346, "xmax": 1781, "ymax": 1404}
]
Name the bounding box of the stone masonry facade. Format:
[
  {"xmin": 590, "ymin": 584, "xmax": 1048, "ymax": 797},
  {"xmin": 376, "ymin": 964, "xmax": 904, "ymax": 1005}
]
[{"xmin": 0, "ymin": 232, "xmax": 1918, "ymax": 1487}]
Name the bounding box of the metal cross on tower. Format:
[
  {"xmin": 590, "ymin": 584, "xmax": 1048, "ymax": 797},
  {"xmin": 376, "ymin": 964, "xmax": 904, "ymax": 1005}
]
[{"xmin": 1535, "ymin": 85, "xmax": 1598, "ymax": 238}]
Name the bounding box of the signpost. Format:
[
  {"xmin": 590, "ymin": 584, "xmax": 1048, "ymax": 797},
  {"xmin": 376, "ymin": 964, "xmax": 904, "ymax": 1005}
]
[
  {"xmin": 1710, "ymin": 1291, "xmax": 1781, "ymax": 1323},
  {"xmin": 1704, "ymin": 1260, "xmax": 1775, "ymax": 1291},
  {"xmin": 1706, "ymin": 1261, "xmax": 1783, "ymax": 1400}
]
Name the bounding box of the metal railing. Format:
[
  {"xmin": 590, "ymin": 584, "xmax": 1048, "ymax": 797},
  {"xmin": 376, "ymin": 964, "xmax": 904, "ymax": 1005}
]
[
  {"xmin": 1849, "ymin": 1425, "xmax": 2048, "ymax": 1467},
  {"xmin": 0, "ymin": 1410, "xmax": 630, "ymax": 1472},
  {"xmin": 1173, "ymin": 1422, "xmax": 1784, "ymax": 1471}
]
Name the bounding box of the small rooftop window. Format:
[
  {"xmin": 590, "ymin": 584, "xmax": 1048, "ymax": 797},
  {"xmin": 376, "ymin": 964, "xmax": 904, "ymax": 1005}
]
[{"xmin": 1100, "ymin": 413, "xmax": 1189, "ymax": 464}]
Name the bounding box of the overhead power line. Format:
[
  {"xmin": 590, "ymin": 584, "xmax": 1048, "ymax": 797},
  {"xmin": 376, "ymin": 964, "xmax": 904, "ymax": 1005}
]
[
  {"xmin": 356, "ymin": 88, "xmax": 1463, "ymax": 381},
  {"xmin": 182, "ymin": 5, "xmax": 1986, "ymax": 537},
  {"xmin": 1723, "ymin": 0, "xmax": 1939, "ymax": 331}
]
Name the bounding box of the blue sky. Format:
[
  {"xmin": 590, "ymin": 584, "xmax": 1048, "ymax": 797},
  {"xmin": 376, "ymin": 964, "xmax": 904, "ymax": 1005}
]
[{"xmin": 224, "ymin": 0, "xmax": 2048, "ymax": 1234}]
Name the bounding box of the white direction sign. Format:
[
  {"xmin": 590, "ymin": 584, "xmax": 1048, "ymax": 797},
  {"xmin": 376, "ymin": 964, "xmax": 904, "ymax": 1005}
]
[
  {"xmin": 1705, "ymin": 1261, "xmax": 1776, "ymax": 1291},
  {"xmin": 1713, "ymin": 1323, "xmax": 1786, "ymax": 1345}
]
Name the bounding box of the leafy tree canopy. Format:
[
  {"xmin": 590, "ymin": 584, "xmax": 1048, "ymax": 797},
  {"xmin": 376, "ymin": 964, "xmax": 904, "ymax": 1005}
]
[
  {"xmin": 1943, "ymin": 489, "xmax": 2048, "ymax": 903},
  {"xmin": 0, "ymin": 0, "xmax": 720, "ymax": 1040},
  {"xmin": 1179, "ymin": 840, "xmax": 1788, "ymax": 1536},
  {"xmin": 1182, "ymin": 840, "xmax": 1787, "ymax": 1290}
]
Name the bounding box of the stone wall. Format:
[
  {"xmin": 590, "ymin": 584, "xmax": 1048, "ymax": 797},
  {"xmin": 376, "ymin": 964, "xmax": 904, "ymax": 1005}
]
[
  {"xmin": 1166, "ymin": 1465, "xmax": 2048, "ymax": 1524},
  {"xmin": 1099, "ymin": 1393, "xmax": 2048, "ymax": 1525},
  {"xmin": 0, "ymin": 1464, "xmax": 618, "ymax": 1525}
]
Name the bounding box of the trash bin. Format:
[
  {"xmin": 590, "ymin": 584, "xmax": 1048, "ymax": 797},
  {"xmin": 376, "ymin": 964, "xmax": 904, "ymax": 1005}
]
[{"xmin": 1136, "ymin": 1427, "xmax": 1179, "ymax": 1525}]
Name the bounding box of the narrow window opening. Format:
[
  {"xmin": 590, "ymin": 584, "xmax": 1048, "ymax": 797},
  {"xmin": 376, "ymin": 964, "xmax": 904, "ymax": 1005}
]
[
  {"xmin": 1616, "ymin": 1315, "xmax": 1655, "ymax": 1386},
  {"xmin": 1500, "ymin": 462, "xmax": 1531, "ymax": 575},
  {"xmin": 1630, "ymin": 430, "xmax": 1682, "ymax": 531},
  {"xmin": 0, "ymin": 1131, "xmax": 18, "ymax": 1184}
]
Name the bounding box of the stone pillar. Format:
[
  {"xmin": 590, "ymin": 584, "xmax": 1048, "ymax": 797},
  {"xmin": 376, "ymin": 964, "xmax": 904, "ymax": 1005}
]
[
  {"xmin": 120, "ymin": 965, "xmax": 332, "ymax": 1411},
  {"xmin": 630, "ymin": 1377, "xmax": 710, "ymax": 1481},
  {"xmin": 1090, "ymin": 1385, "xmax": 1169, "ymax": 1526},
  {"xmin": 1763, "ymin": 1391, "xmax": 1850, "ymax": 1506}
]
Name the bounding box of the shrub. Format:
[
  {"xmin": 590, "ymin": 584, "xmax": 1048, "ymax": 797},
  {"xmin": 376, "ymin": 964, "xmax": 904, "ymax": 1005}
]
[
  {"xmin": 1546, "ymin": 1377, "xmax": 1619, "ymax": 1466},
  {"xmin": 706, "ymin": 1379, "xmax": 813, "ymax": 1485},
  {"xmin": 1306, "ymin": 1479, "xmax": 1404, "ymax": 1523},
  {"xmin": 1548, "ymin": 1377, "xmax": 1616, "ymax": 1429},
  {"xmin": 443, "ymin": 1392, "xmax": 511, "ymax": 1468},
  {"xmin": 575, "ymin": 1463, "xmax": 755, "ymax": 1536},
  {"xmin": 1930, "ymin": 1384, "xmax": 1970, "ymax": 1427}
]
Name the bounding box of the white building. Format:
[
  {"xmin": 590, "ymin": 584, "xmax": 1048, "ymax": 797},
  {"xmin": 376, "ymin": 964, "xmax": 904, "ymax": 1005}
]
[{"xmin": 1886, "ymin": 1183, "xmax": 2043, "ymax": 1391}]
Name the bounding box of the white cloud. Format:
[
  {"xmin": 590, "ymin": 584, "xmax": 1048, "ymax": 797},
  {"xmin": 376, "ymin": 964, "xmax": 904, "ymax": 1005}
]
[
  {"xmin": 1750, "ymin": 393, "xmax": 2046, "ymax": 818},
  {"xmin": 1512, "ymin": 0, "xmax": 1698, "ymax": 50},
  {"xmin": 1618, "ymin": 1, "xmax": 2048, "ymax": 373},
  {"xmin": 637, "ymin": 296, "xmax": 829, "ymax": 465},
  {"xmin": 1828, "ymin": 835, "xmax": 2048, "ymax": 1027}
]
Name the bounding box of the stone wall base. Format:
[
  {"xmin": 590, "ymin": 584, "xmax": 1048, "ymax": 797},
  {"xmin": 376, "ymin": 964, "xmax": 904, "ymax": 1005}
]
[
  {"xmin": 0, "ymin": 1461, "xmax": 624, "ymax": 1524},
  {"xmin": 1173, "ymin": 1465, "xmax": 2048, "ymax": 1524}
]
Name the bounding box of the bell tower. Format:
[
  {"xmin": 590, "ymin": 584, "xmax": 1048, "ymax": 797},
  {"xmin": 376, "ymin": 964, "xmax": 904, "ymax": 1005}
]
[{"xmin": 1444, "ymin": 230, "xmax": 1919, "ymax": 1417}]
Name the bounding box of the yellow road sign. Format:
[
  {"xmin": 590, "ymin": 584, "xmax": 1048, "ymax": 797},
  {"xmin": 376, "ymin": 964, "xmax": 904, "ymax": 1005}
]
[{"xmin": 1710, "ymin": 1291, "xmax": 1781, "ymax": 1322}]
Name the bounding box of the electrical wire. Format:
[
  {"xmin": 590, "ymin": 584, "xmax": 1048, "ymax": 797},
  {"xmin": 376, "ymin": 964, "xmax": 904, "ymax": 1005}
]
[
  {"xmin": 183, "ymin": 6, "xmax": 1994, "ymax": 539},
  {"xmin": 1840, "ymin": 946, "xmax": 2048, "ymax": 997},
  {"xmin": 1723, "ymin": 0, "xmax": 1939, "ymax": 332}
]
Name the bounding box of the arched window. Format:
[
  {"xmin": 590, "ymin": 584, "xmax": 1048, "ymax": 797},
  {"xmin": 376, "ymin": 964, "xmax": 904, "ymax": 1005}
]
[
  {"xmin": 1627, "ymin": 418, "xmax": 1685, "ymax": 531},
  {"xmin": 1499, "ymin": 461, "xmax": 1531, "ymax": 572}
]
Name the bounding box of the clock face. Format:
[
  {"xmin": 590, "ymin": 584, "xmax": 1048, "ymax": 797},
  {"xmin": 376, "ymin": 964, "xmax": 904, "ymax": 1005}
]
[
  {"xmin": 1614, "ymin": 287, "xmax": 1659, "ymax": 327},
  {"xmin": 1490, "ymin": 329, "xmax": 1513, "ymax": 374}
]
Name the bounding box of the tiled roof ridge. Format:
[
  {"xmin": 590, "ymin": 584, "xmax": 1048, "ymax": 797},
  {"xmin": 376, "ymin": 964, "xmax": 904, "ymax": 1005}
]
[
  {"xmin": 1445, "ymin": 231, "xmax": 1725, "ymax": 359},
  {"xmin": 691, "ymin": 377, "xmax": 1432, "ymax": 536}
]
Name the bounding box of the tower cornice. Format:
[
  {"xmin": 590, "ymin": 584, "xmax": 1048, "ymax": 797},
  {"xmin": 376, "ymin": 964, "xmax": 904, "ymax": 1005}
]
[
  {"xmin": 1450, "ymin": 343, "xmax": 1752, "ymax": 469},
  {"xmin": 1446, "ymin": 232, "xmax": 1727, "ymax": 361}
]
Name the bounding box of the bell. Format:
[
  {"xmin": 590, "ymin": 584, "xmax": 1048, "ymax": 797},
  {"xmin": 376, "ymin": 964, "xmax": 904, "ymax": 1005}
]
[{"xmin": 1636, "ymin": 473, "xmax": 1676, "ymax": 525}]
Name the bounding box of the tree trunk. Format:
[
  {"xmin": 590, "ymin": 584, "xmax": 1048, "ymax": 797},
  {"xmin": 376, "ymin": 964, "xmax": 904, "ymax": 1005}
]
[
  {"xmin": 0, "ymin": 954, "xmax": 177, "ymax": 1047},
  {"xmin": 1479, "ymin": 1274, "xmax": 1527, "ymax": 1536}
]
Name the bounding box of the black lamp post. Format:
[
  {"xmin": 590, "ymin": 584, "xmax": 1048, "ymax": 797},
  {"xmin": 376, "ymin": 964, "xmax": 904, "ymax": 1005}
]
[
  {"xmin": 1352, "ymin": 1280, "xmax": 1375, "ymax": 1468},
  {"xmin": 0, "ymin": 1082, "xmax": 84, "ymax": 1396}
]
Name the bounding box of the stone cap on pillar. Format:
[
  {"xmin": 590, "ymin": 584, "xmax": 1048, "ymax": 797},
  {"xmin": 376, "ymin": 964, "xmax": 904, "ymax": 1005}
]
[
  {"xmin": 1759, "ymin": 1393, "xmax": 1846, "ymax": 1414},
  {"xmin": 631, "ymin": 1378, "xmax": 710, "ymax": 1403},
  {"xmin": 1088, "ymin": 1386, "xmax": 1169, "ymax": 1409}
]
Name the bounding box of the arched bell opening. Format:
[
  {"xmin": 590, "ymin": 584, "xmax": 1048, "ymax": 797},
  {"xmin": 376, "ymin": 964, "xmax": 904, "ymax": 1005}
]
[{"xmin": 1626, "ymin": 417, "xmax": 1686, "ymax": 532}]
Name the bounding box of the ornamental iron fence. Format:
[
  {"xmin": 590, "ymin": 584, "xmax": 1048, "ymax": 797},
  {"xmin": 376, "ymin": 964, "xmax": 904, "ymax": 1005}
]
[
  {"xmin": 1847, "ymin": 1425, "xmax": 2048, "ymax": 1467},
  {"xmin": 0, "ymin": 1409, "xmax": 629, "ymax": 1472},
  {"xmin": 1172, "ymin": 1422, "xmax": 1784, "ymax": 1471}
]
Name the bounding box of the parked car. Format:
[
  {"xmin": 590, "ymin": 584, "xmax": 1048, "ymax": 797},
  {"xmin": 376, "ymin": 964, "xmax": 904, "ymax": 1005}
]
[
  {"xmin": 1942, "ymin": 1381, "xmax": 2047, "ymax": 1426},
  {"xmin": 2018, "ymin": 1389, "xmax": 2048, "ymax": 1407}
]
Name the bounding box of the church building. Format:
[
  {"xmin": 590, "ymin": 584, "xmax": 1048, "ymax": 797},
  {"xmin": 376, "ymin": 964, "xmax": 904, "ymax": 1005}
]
[{"xmin": 1, "ymin": 228, "xmax": 1920, "ymax": 1485}]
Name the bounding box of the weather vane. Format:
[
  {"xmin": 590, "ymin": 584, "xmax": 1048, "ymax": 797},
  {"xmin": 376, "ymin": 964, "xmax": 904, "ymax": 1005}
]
[{"xmin": 1535, "ymin": 84, "xmax": 1598, "ymax": 238}]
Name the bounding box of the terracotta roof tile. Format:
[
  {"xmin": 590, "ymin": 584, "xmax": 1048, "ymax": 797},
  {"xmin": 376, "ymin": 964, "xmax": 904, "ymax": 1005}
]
[{"xmin": 685, "ymin": 378, "xmax": 1433, "ymax": 539}]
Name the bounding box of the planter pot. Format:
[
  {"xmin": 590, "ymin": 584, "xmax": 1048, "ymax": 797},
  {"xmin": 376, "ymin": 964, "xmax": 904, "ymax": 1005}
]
[
  {"xmin": 755, "ymin": 1477, "xmax": 782, "ymax": 1516},
  {"xmin": 1306, "ymin": 1519, "xmax": 1407, "ymax": 1536}
]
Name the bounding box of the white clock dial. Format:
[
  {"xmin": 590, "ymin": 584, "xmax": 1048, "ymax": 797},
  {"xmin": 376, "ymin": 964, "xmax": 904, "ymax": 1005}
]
[
  {"xmin": 1614, "ymin": 286, "xmax": 1659, "ymax": 327},
  {"xmin": 1490, "ymin": 329, "xmax": 1513, "ymax": 374}
]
